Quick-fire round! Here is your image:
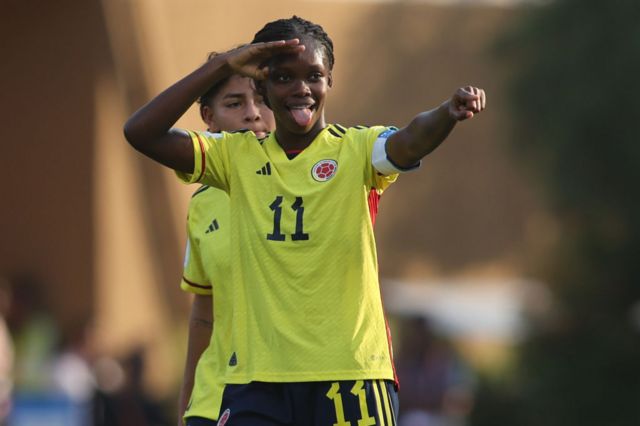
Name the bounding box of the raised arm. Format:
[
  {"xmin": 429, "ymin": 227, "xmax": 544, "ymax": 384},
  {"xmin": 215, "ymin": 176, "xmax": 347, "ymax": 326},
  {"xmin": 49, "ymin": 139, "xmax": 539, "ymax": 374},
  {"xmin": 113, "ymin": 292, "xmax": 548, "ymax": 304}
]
[
  {"xmin": 386, "ymin": 86, "xmax": 486, "ymax": 168},
  {"xmin": 123, "ymin": 40, "xmax": 303, "ymax": 173}
]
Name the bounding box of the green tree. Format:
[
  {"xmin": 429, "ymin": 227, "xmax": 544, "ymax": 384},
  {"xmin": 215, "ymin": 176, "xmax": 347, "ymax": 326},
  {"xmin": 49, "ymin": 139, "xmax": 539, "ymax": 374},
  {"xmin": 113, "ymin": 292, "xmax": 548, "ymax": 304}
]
[{"xmin": 473, "ymin": 1, "xmax": 640, "ymax": 425}]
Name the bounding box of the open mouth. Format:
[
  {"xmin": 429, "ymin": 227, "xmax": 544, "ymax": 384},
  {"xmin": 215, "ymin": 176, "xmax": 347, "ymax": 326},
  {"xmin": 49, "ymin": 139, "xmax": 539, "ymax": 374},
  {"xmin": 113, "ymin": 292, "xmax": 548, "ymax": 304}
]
[{"xmin": 287, "ymin": 103, "xmax": 316, "ymax": 127}]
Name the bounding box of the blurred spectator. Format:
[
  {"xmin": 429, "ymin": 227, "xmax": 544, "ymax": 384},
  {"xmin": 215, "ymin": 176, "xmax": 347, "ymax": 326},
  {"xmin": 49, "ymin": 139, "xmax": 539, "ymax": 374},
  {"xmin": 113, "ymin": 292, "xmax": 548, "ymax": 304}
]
[
  {"xmin": 4, "ymin": 276, "xmax": 58, "ymax": 394},
  {"xmin": 0, "ymin": 279, "xmax": 14, "ymax": 423},
  {"xmin": 4, "ymin": 276, "xmax": 97, "ymax": 426},
  {"xmin": 93, "ymin": 347, "xmax": 170, "ymax": 426},
  {"xmin": 48, "ymin": 322, "xmax": 96, "ymax": 424},
  {"xmin": 396, "ymin": 317, "xmax": 476, "ymax": 426}
]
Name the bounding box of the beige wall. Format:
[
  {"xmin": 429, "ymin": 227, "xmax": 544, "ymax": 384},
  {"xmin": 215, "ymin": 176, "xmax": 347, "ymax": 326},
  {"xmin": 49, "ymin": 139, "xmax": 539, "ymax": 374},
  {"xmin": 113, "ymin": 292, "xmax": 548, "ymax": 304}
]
[
  {"xmin": 1, "ymin": 0, "xmax": 540, "ymax": 393},
  {"xmin": 0, "ymin": 0, "xmax": 104, "ymax": 331}
]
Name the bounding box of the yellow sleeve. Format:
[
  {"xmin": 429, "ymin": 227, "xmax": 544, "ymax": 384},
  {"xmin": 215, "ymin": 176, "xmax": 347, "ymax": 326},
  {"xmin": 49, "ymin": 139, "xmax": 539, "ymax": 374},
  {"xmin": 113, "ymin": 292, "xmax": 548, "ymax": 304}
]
[
  {"xmin": 180, "ymin": 200, "xmax": 212, "ymax": 296},
  {"xmin": 175, "ymin": 130, "xmax": 231, "ymax": 192}
]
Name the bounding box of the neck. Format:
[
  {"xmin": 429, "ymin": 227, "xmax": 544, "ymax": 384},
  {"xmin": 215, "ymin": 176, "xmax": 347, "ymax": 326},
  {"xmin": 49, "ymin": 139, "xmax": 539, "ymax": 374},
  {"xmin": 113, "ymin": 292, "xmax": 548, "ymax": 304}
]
[{"xmin": 275, "ymin": 116, "xmax": 326, "ymax": 152}]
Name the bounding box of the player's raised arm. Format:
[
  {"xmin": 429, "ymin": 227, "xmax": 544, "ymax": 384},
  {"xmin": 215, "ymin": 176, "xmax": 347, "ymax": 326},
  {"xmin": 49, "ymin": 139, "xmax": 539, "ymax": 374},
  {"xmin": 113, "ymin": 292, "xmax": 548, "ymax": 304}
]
[
  {"xmin": 385, "ymin": 86, "xmax": 486, "ymax": 168},
  {"xmin": 123, "ymin": 40, "xmax": 304, "ymax": 173}
]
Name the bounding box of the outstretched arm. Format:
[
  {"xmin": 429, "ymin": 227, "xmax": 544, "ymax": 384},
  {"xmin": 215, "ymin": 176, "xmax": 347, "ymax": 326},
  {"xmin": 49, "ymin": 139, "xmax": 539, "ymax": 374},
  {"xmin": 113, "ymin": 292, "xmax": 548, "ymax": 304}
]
[
  {"xmin": 123, "ymin": 40, "xmax": 303, "ymax": 173},
  {"xmin": 386, "ymin": 86, "xmax": 486, "ymax": 168}
]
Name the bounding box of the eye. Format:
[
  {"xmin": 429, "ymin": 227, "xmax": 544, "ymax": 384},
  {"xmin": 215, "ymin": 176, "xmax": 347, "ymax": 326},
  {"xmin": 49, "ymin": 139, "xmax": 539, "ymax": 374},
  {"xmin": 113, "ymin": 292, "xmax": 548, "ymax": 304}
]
[
  {"xmin": 308, "ymin": 72, "xmax": 324, "ymax": 82},
  {"xmin": 224, "ymin": 102, "xmax": 242, "ymax": 109},
  {"xmin": 272, "ymin": 73, "xmax": 291, "ymax": 83}
]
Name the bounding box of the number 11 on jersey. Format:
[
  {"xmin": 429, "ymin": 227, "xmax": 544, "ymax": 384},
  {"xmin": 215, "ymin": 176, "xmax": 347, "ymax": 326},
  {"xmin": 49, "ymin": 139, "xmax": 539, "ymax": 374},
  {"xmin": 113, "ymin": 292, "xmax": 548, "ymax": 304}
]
[{"xmin": 267, "ymin": 195, "xmax": 309, "ymax": 241}]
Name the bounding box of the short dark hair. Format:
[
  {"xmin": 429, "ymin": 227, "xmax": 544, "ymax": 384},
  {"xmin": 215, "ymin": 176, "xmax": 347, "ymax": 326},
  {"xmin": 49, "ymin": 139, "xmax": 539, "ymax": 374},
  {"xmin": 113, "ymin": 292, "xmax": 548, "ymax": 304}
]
[{"xmin": 198, "ymin": 51, "xmax": 231, "ymax": 107}]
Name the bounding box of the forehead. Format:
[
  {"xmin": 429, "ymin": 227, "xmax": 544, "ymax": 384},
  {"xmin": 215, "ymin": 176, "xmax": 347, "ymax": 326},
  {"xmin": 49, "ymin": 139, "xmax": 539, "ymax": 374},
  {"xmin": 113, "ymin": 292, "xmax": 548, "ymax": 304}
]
[
  {"xmin": 271, "ymin": 39, "xmax": 328, "ymax": 70},
  {"xmin": 216, "ymin": 75, "xmax": 256, "ymax": 98}
]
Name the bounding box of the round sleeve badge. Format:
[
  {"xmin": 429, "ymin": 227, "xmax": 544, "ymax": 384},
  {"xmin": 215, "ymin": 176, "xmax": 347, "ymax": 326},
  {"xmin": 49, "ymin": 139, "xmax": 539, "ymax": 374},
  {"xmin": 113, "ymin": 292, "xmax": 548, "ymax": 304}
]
[{"xmin": 311, "ymin": 159, "xmax": 338, "ymax": 182}]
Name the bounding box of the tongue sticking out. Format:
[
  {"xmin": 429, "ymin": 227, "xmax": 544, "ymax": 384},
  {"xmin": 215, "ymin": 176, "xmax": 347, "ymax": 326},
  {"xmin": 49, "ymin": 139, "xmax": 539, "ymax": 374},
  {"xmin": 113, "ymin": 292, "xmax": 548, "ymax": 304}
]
[{"xmin": 291, "ymin": 108, "xmax": 313, "ymax": 127}]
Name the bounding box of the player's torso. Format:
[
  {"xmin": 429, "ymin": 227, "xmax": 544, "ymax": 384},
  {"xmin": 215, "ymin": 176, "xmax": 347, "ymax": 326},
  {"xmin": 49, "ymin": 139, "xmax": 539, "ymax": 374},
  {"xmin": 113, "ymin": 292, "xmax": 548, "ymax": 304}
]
[{"xmin": 220, "ymin": 126, "xmax": 393, "ymax": 382}]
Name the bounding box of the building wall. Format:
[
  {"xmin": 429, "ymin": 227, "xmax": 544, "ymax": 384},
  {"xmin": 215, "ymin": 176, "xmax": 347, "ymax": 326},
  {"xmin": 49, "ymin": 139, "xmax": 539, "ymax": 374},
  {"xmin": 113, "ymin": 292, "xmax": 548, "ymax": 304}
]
[{"xmin": 0, "ymin": 0, "xmax": 104, "ymax": 331}]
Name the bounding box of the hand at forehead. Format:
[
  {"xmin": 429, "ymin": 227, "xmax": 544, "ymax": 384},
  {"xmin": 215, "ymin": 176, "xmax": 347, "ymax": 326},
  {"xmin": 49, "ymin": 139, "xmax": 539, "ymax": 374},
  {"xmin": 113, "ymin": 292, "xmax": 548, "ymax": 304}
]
[{"xmin": 227, "ymin": 39, "xmax": 305, "ymax": 80}]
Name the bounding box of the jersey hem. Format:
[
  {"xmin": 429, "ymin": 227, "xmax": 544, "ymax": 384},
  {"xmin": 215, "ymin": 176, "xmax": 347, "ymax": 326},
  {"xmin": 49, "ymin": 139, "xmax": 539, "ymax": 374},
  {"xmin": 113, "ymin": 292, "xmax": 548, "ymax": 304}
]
[{"xmin": 223, "ymin": 369, "xmax": 395, "ymax": 384}]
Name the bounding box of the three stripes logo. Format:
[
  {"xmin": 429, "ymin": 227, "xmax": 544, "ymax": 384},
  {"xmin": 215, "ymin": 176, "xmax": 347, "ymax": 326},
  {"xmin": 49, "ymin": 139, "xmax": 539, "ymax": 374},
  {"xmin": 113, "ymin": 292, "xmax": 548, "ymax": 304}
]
[
  {"xmin": 256, "ymin": 162, "xmax": 272, "ymax": 175},
  {"xmin": 205, "ymin": 219, "xmax": 219, "ymax": 234}
]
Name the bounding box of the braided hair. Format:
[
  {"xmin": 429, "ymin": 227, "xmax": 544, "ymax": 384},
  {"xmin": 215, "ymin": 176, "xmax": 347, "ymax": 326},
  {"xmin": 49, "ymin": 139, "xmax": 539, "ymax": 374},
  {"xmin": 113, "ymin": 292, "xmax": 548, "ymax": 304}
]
[{"xmin": 251, "ymin": 16, "xmax": 335, "ymax": 70}]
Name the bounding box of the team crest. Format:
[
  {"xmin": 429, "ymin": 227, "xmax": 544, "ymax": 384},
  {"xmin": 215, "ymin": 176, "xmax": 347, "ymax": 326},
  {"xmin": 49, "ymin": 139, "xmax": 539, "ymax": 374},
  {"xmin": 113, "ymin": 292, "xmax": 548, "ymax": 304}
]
[{"xmin": 311, "ymin": 159, "xmax": 338, "ymax": 182}]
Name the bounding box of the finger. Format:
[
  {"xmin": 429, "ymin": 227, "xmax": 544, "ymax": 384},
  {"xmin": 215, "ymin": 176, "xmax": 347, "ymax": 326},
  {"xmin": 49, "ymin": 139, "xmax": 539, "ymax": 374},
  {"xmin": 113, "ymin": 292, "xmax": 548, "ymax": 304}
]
[
  {"xmin": 254, "ymin": 39, "xmax": 303, "ymax": 52},
  {"xmin": 479, "ymin": 89, "xmax": 486, "ymax": 110},
  {"xmin": 256, "ymin": 39, "xmax": 299, "ymax": 48},
  {"xmin": 254, "ymin": 66, "xmax": 269, "ymax": 81},
  {"xmin": 471, "ymin": 87, "xmax": 487, "ymax": 112},
  {"xmin": 281, "ymin": 38, "xmax": 301, "ymax": 47},
  {"xmin": 462, "ymin": 86, "xmax": 475, "ymax": 97},
  {"xmin": 242, "ymin": 41, "xmax": 304, "ymax": 65},
  {"xmin": 450, "ymin": 102, "xmax": 471, "ymax": 120},
  {"xmin": 457, "ymin": 88, "xmax": 479, "ymax": 103},
  {"xmin": 461, "ymin": 86, "xmax": 477, "ymax": 112},
  {"xmin": 470, "ymin": 87, "xmax": 479, "ymax": 112}
]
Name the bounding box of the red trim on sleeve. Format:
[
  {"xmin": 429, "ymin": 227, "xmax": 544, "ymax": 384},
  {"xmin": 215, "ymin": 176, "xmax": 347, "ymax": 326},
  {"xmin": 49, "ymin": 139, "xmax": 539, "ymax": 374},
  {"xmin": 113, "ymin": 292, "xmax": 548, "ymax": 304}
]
[
  {"xmin": 182, "ymin": 276, "xmax": 212, "ymax": 290},
  {"xmin": 194, "ymin": 133, "xmax": 207, "ymax": 183},
  {"xmin": 368, "ymin": 188, "xmax": 380, "ymax": 226}
]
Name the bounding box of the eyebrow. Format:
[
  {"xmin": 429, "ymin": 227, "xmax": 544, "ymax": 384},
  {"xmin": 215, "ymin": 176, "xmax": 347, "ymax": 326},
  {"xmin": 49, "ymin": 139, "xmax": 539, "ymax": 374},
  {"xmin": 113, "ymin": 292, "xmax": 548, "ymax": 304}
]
[{"xmin": 222, "ymin": 93, "xmax": 246, "ymax": 100}]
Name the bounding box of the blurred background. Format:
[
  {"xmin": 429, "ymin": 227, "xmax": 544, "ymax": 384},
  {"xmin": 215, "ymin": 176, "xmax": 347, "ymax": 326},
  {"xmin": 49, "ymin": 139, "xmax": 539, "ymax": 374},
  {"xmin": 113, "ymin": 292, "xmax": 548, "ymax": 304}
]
[{"xmin": 1, "ymin": 0, "xmax": 639, "ymax": 424}]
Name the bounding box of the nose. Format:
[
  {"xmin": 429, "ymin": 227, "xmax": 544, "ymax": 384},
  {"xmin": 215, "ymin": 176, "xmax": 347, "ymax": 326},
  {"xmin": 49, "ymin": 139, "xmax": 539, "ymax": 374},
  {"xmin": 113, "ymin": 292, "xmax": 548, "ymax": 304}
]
[
  {"xmin": 292, "ymin": 79, "xmax": 311, "ymax": 97},
  {"xmin": 243, "ymin": 101, "xmax": 261, "ymax": 122}
]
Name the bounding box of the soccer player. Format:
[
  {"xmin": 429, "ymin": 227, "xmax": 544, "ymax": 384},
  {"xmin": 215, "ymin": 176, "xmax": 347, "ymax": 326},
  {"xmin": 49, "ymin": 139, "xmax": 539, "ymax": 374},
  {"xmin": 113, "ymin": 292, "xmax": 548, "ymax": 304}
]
[
  {"xmin": 125, "ymin": 16, "xmax": 486, "ymax": 426},
  {"xmin": 178, "ymin": 55, "xmax": 275, "ymax": 426}
]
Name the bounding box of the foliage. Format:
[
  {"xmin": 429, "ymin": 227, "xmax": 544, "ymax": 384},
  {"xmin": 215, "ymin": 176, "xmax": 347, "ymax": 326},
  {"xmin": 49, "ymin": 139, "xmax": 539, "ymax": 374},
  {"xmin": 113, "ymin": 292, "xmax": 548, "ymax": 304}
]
[{"xmin": 472, "ymin": 1, "xmax": 640, "ymax": 424}]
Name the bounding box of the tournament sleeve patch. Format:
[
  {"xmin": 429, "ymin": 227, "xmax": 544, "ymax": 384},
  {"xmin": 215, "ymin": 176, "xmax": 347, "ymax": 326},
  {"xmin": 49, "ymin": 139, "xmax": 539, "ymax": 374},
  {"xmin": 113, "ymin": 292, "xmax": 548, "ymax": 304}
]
[{"xmin": 371, "ymin": 129, "xmax": 421, "ymax": 175}]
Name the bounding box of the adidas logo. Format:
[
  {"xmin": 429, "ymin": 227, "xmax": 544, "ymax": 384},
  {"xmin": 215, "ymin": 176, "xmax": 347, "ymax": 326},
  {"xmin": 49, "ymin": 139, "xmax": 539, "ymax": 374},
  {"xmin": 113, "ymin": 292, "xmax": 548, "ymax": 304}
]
[
  {"xmin": 256, "ymin": 162, "xmax": 272, "ymax": 175},
  {"xmin": 205, "ymin": 219, "xmax": 219, "ymax": 234},
  {"xmin": 229, "ymin": 352, "xmax": 237, "ymax": 366}
]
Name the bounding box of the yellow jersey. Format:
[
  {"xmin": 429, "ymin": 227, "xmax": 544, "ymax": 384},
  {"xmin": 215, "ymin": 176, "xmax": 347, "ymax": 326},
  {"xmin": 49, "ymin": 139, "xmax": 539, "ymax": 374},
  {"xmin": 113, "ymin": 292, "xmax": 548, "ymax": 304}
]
[
  {"xmin": 181, "ymin": 185, "xmax": 231, "ymax": 420},
  {"xmin": 177, "ymin": 125, "xmax": 398, "ymax": 383}
]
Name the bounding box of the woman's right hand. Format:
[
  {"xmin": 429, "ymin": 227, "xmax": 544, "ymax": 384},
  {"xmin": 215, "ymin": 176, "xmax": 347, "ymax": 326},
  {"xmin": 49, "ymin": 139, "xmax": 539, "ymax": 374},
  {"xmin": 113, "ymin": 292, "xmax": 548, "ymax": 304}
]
[{"xmin": 223, "ymin": 39, "xmax": 304, "ymax": 80}]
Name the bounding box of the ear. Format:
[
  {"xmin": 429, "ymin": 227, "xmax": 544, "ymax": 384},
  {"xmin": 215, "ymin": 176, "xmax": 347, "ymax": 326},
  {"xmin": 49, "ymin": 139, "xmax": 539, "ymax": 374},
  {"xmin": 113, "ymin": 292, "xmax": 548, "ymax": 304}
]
[
  {"xmin": 328, "ymin": 71, "xmax": 333, "ymax": 88},
  {"xmin": 200, "ymin": 104, "xmax": 218, "ymax": 132}
]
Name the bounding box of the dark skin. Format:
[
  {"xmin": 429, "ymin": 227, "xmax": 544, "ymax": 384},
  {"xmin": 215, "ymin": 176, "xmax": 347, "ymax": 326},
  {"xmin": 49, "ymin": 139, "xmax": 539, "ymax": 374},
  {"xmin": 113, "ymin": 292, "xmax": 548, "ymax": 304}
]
[
  {"xmin": 124, "ymin": 40, "xmax": 305, "ymax": 172},
  {"xmin": 256, "ymin": 38, "xmax": 332, "ymax": 152},
  {"xmin": 124, "ymin": 38, "xmax": 486, "ymax": 173}
]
